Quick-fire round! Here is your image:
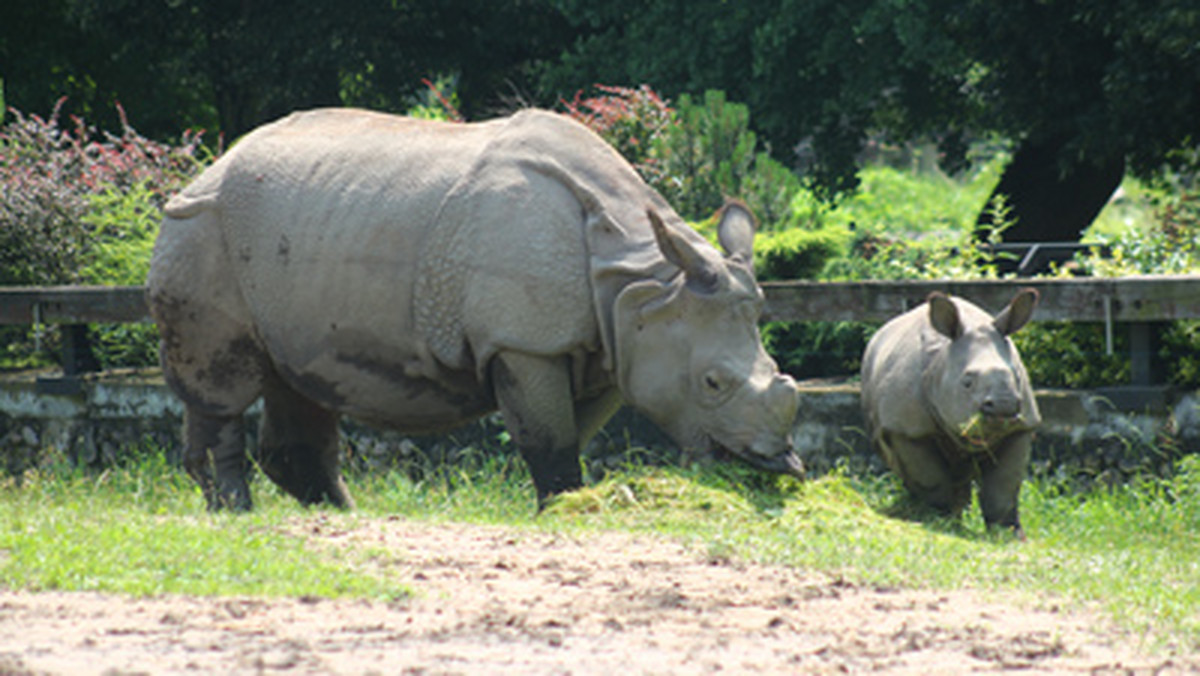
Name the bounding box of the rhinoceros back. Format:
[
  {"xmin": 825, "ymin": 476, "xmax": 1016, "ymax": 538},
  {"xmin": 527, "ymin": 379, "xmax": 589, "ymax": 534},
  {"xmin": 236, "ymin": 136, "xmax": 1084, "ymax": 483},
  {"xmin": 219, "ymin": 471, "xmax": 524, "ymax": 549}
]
[{"xmin": 157, "ymin": 108, "xmax": 660, "ymax": 426}]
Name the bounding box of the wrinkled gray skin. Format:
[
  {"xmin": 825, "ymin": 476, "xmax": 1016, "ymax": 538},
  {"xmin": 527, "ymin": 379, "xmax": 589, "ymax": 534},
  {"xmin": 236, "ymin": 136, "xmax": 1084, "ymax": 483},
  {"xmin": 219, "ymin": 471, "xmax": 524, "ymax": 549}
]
[
  {"xmin": 860, "ymin": 290, "xmax": 1041, "ymax": 535},
  {"xmin": 147, "ymin": 108, "xmax": 802, "ymax": 511}
]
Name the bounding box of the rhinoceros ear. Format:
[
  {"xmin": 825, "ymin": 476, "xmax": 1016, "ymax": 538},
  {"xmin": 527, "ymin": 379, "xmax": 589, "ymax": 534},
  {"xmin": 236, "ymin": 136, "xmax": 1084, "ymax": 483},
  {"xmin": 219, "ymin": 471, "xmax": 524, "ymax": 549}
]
[
  {"xmin": 648, "ymin": 207, "xmax": 719, "ymax": 290},
  {"xmin": 716, "ymin": 200, "xmax": 756, "ymax": 263},
  {"xmin": 927, "ymin": 292, "xmax": 963, "ymax": 339},
  {"xmin": 993, "ymin": 288, "xmax": 1039, "ymax": 336}
]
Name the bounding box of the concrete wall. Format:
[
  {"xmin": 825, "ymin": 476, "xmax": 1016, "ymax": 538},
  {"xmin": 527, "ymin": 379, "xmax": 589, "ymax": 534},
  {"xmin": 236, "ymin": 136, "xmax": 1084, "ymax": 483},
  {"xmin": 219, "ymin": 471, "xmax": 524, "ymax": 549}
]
[{"xmin": 2, "ymin": 370, "xmax": 1196, "ymax": 487}]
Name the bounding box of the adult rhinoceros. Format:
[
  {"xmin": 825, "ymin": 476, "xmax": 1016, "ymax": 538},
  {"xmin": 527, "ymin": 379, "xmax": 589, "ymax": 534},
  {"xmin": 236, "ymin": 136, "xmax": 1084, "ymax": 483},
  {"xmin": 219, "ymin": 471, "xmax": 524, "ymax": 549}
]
[{"xmin": 147, "ymin": 107, "xmax": 803, "ymax": 511}]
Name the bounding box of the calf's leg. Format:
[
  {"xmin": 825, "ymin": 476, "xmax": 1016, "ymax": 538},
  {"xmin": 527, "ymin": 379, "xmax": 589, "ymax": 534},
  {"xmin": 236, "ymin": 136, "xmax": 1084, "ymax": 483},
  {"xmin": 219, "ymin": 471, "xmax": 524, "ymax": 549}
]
[
  {"xmin": 879, "ymin": 432, "xmax": 972, "ymax": 517},
  {"xmin": 978, "ymin": 432, "xmax": 1032, "ymax": 536}
]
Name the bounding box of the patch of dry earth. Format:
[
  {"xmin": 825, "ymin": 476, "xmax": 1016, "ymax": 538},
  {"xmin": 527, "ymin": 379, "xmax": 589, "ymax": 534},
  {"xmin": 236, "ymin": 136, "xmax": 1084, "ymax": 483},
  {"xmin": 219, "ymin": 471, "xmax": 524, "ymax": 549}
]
[{"xmin": 0, "ymin": 516, "xmax": 1195, "ymax": 675}]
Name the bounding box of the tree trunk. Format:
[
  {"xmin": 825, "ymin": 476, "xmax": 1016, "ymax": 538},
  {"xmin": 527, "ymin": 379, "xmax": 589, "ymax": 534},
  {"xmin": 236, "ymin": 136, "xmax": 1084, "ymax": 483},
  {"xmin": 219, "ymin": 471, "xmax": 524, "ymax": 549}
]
[{"xmin": 976, "ymin": 136, "xmax": 1126, "ymax": 243}]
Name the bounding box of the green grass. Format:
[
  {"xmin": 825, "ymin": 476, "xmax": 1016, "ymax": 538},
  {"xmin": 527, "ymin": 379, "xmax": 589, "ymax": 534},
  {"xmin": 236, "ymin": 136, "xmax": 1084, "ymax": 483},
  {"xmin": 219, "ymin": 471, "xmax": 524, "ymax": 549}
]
[
  {"xmin": 0, "ymin": 453, "xmax": 408, "ymax": 601},
  {"xmin": 2, "ymin": 449, "xmax": 1199, "ymax": 651}
]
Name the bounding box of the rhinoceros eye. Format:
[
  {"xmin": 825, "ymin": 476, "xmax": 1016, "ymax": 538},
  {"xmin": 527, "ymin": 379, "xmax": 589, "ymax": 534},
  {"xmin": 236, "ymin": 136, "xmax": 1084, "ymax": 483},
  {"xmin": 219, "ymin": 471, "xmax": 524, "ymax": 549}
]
[
  {"xmin": 704, "ymin": 373, "xmax": 723, "ymax": 393},
  {"xmin": 700, "ymin": 367, "xmax": 737, "ymax": 406}
]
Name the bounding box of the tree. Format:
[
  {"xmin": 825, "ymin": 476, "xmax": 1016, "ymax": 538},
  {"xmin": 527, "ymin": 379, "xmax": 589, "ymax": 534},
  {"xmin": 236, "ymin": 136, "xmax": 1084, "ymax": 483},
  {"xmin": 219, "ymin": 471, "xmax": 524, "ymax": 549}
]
[
  {"xmin": 543, "ymin": 0, "xmax": 1200, "ymax": 242},
  {"xmin": 3, "ymin": 0, "xmax": 577, "ymax": 140}
]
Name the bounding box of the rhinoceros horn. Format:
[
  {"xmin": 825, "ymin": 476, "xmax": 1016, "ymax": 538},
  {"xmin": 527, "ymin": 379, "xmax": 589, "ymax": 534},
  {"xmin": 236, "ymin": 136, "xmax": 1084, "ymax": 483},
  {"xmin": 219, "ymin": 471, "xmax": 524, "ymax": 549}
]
[{"xmin": 647, "ymin": 208, "xmax": 720, "ymax": 291}]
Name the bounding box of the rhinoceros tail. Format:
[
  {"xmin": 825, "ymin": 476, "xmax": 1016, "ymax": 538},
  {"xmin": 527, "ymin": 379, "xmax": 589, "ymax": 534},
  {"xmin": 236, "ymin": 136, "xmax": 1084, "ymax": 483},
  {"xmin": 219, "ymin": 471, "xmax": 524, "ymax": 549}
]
[
  {"xmin": 163, "ymin": 155, "xmax": 232, "ymax": 219},
  {"xmin": 163, "ymin": 191, "xmax": 219, "ymax": 219}
]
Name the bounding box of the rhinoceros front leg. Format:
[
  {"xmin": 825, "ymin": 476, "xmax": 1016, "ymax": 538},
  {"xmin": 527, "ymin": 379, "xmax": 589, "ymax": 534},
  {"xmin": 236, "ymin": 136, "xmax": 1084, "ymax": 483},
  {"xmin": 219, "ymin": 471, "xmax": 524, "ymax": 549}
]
[
  {"xmin": 978, "ymin": 431, "xmax": 1032, "ymax": 536},
  {"xmin": 183, "ymin": 409, "xmax": 251, "ymax": 511},
  {"xmin": 492, "ymin": 351, "xmax": 583, "ymax": 507},
  {"xmin": 879, "ymin": 431, "xmax": 973, "ymax": 517}
]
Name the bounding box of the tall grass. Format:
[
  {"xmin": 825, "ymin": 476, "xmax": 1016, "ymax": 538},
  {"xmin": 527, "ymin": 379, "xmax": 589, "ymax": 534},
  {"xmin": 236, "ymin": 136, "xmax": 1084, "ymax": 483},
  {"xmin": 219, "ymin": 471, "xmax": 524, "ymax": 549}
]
[{"xmin": 2, "ymin": 449, "xmax": 1198, "ymax": 650}]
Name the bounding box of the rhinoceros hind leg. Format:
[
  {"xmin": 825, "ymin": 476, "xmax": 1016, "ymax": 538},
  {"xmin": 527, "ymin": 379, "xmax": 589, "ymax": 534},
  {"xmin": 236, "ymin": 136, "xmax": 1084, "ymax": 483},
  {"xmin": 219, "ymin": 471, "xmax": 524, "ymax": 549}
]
[
  {"xmin": 978, "ymin": 432, "xmax": 1031, "ymax": 535},
  {"xmin": 880, "ymin": 432, "xmax": 972, "ymax": 517},
  {"xmin": 254, "ymin": 373, "xmax": 354, "ymax": 509},
  {"xmin": 492, "ymin": 352, "xmax": 583, "ymax": 508},
  {"xmin": 183, "ymin": 409, "xmax": 252, "ymax": 511}
]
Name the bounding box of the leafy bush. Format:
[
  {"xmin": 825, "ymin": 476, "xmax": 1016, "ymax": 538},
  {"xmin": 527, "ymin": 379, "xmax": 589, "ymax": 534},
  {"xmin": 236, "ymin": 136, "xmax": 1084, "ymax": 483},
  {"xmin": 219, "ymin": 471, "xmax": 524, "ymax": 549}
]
[
  {"xmin": 562, "ymin": 86, "xmax": 801, "ymax": 229},
  {"xmin": 754, "ymin": 227, "xmax": 846, "ymax": 281},
  {"xmin": 560, "ymin": 84, "xmax": 672, "ymax": 172},
  {"xmin": 763, "ymin": 320, "xmax": 873, "ymax": 379},
  {"xmin": 1012, "ymin": 322, "xmax": 1129, "ymax": 389},
  {"xmin": 0, "ymin": 100, "xmax": 207, "ymax": 369}
]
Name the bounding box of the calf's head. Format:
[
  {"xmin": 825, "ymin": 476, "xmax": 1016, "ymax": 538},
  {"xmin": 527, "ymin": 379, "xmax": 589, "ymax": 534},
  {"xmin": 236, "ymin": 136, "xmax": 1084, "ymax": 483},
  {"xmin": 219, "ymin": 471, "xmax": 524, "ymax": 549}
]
[
  {"xmin": 925, "ymin": 289, "xmax": 1039, "ymax": 448},
  {"xmin": 613, "ymin": 202, "xmax": 803, "ymax": 477}
]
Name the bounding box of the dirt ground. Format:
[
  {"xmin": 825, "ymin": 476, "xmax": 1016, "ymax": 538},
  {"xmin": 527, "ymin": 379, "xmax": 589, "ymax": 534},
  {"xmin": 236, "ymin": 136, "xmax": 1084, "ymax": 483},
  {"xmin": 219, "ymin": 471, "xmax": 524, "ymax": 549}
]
[{"xmin": 1, "ymin": 515, "xmax": 1196, "ymax": 675}]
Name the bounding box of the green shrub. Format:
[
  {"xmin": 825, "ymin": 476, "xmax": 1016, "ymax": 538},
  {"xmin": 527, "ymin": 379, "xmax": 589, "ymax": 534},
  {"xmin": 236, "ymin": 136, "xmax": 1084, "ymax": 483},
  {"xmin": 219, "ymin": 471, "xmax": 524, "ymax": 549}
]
[
  {"xmin": 1163, "ymin": 321, "xmax": 1200, "ymax": 388},
  {"xmin": 1012, "ymin": 322, "xmax": 1129, "ymax": 389},
  {"xmin": 563, "ymin": 86, "xmax": 801, "ymax": 229},
  {"xmin": 754, "ymin": 227, "xmax": 846, "ymax": 281},
  {"xmin": 763, "ymin": 321, "xmax": 872, "ymax": 379},
  {"xmin": 652, "ymin": 90, "xmax": 800, "ymax": 229}
]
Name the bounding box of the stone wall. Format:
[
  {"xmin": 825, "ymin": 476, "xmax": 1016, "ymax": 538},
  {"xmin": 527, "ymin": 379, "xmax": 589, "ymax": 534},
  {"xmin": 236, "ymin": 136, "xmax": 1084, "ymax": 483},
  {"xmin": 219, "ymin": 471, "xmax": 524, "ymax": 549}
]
[{"xmin": 1, "ymin": 370, "xmax": 1197, "ymax": 488}]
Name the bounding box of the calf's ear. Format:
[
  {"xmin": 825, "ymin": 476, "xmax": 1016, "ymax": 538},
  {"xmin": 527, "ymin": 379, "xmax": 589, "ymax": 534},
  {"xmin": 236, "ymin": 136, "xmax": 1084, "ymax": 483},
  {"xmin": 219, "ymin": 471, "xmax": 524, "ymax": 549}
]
[
  {"xmin": 994, "ymin": 288, "xmax": 1039, "ymax": 336},
  {"xmin": 927, "ymin": 292, "xmax": 963, "ymax": 339}
]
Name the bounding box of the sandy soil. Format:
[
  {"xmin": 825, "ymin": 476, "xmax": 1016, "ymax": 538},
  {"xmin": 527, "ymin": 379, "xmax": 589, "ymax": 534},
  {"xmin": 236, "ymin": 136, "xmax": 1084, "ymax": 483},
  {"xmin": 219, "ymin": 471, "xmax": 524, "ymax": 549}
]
[{"xmin": 0, "ymin": 515, "xmax": 1196, "ymax": 675}]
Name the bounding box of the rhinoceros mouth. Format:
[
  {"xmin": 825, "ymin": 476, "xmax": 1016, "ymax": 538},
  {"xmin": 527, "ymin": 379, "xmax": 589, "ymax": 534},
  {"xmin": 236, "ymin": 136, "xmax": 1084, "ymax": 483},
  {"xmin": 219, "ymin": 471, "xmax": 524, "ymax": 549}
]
[
  {"xmin": 956, "ymin": 412, "xmax": 1030, "ymax": 453},
  {"xmin": 710, "ymin": 437, "xmax": 806, "ymax": 479},
  {"xmin": 744, "ymin": 449, "xmax": 806, "ymax": 478}
]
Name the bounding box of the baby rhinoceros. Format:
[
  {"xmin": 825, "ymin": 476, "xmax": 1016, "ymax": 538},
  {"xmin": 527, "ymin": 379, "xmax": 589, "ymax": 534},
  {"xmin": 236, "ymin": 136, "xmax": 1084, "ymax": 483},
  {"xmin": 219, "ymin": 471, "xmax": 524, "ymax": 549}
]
[{"xmin": 860, "ymin": 290, "xmax": 1041, "ymax": 535}]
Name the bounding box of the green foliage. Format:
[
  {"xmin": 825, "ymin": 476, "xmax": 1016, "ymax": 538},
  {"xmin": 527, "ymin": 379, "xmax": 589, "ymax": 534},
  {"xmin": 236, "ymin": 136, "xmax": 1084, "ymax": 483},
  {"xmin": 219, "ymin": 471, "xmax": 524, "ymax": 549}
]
[
  {"xmin": 1011, "ymin": 322, "xmax": 1129, "ymax": 389},
  {"xmin": 652, "ymin": 91, "xmax": 800, "ymax": 228},
  {"xmin": 753, "ymin": 227, "xmax": 846, "ymax": 282},
  {"xmin": 563, "ymin": 86, "xmax": 800, "ymax": 229},
  {"xmin": 405, "ymin": 76, "xmax": 464, "ymax": 122},
  {"xmin": 78, "ymin": 183, "xmax": 160, "ymax": 285},
  {"xmin": 7, "ymin": 0, "xmax": 577, "ymax": 140},
  {"xmin": 1163, "ymin": 321, "xmax": 1200, "ymax": 388},
  {"xmin": 545, "ymin": 0, "xmax": 1200, "ymax": 205},
  {"xmin": 763, "ymin": 321, "xmax": 872, "ymax": 379}
]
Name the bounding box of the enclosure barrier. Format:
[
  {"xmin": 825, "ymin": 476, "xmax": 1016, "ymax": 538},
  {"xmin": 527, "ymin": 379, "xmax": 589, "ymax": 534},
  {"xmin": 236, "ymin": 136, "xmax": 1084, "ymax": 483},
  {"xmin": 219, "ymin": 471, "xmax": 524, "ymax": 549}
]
[
  {"xmin": 3, "ymin": 275, "xmax": 1199, "ymax": 393},
  {"xmin": 761, "ymin": 275, "xmax": 1200, "ymax": 389}
]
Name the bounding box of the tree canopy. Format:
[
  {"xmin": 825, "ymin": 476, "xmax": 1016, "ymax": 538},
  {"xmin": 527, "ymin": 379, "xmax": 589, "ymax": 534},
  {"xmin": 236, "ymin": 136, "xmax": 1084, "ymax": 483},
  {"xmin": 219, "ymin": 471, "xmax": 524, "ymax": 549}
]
[
  {"xmin": 543, "ymin": 0, "xmax": 1199, "ymax": 240},
  {"xmin": 1, "ymin": 0, "xmax": 575, "ymax": 140},
  {"xmin": 3, "ymin": 0, "xmax": 1197, "ymax": 240}
]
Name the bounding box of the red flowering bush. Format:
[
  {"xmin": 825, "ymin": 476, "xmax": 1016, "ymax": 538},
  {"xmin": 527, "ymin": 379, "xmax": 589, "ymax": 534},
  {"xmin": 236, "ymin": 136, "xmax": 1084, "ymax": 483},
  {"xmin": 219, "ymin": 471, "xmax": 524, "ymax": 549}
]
[
  {"xmin": 1, "ymin": 100, "xmax": 209, "ymax": 368},
  {"xmin": 0, "ymin": 98, "xmax": 206, "ymax": 285},
  {"xmin": 560, "ymin": 84, "xmax": 673, "ymax": 183}
]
